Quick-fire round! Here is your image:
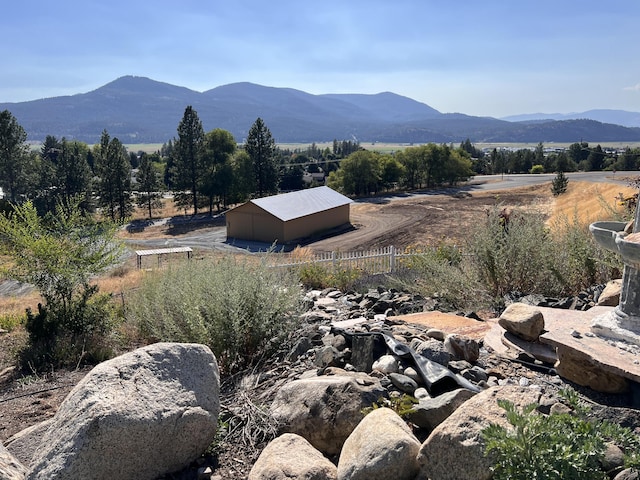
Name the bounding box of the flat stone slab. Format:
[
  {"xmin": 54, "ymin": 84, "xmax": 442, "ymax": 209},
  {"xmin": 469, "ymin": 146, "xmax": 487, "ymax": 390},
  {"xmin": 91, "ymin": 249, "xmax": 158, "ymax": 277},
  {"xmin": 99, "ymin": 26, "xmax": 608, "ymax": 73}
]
[
  {"xmin": 388, "ymin": 311, "xmax": 490, "ymax": 340},
  {"xmin": 501, "ymin": 331, "xmax": 558, "ymax": 364},
  {"xmin": 331, "ymin": 317, "xmax": 369, "ymax": 330},
  {"xmin": 538, "ymin": 306, "xmax": 640, "ymax": 384}
]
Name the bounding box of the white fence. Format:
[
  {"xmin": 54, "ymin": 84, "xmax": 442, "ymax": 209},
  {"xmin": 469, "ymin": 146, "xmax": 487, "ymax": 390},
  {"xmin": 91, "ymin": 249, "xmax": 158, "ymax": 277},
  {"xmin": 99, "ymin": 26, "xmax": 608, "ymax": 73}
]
[{"xmin": 274, "ymin": 245, "xmax": 418, "ymax": 274}]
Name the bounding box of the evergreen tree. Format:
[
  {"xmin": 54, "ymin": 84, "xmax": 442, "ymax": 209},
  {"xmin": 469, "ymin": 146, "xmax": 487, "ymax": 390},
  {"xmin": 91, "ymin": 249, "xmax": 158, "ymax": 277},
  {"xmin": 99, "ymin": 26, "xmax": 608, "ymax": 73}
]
[
  {"xmin": 174, "ymin": 106, "xmax": 205, "ymax": 214},
  {"xmin": 551, "ymin": 170, "xmax": 568, "ymax": 196},
  {"xmin": 136, "ymin": 152, "xmax": 163, "ymax": 219},
  {"xmin": 0, "ymin": 110, "xmax": 29, "ymax": 202},
  {"xmin": 56, "ymin": 138, "xmax": 93, "ymax": 212},
  {"xmin": 246, "ymin": 117, "xmax": 278, "ymax": 197},
  {"xmin": 32, "ymin": 136, "xmax": 62, "ymax": 214},
  {"xmin": 94, "ymin": 130, "xmax": 133, "ymax": 222}
]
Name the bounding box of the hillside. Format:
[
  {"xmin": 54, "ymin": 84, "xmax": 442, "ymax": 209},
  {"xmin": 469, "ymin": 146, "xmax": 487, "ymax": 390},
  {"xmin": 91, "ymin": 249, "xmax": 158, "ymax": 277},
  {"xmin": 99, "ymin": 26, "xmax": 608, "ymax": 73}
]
[{"xmin": 2, "ymin": 76, "xmax": 640, "ymax": 144}]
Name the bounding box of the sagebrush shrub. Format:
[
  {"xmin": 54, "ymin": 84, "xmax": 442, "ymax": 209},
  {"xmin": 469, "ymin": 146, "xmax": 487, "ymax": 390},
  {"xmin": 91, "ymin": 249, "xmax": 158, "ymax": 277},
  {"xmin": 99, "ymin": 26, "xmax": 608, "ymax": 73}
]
[
  {"xmin": 550, "ymin": 212, "xmax": 622, "ymax": 291},
  {"xmin": 398, "ymin": 246, "xmax": 487, "ymax": 310},
  {"xmin": 125, "ymin": 255, "xmax": 302, "ymax": 374},
  {"xmin": 468, "ymin": 206, "xmax": 559, "ymax": 298}
]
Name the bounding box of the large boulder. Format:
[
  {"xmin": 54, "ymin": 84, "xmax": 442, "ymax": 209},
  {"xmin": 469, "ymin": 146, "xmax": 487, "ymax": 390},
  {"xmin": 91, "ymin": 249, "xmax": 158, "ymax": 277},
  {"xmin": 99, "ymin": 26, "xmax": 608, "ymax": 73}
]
[
  {"xmin": 406, "ymin": 388, "xmax": 477, "ymax": 431},
  {"xmin": 5, "ymin": 420, "xmax": 52, "ymax": 467},
  {"xmin": 416, "ymin": 385, "xmax": 541, "ymax": 480},
  {"xmin": 0, "ymin": 443, "xmax": 27, "ymax": 480},
  {"xmin": 27, "ymin": 342, "xmax": 220, "ymax": 480},
  {"xmin": 499, "ymin": 303, "xmax": 545, "ymax": 341},
  {"xmin": 597, "ymin": 279, "xmax": 622, "ymax": 306},
  {"xmin": 337, "ymin": 407, "xmax": 420, "ymax": 480},
  {"xmin": 248, "ymin": 433, "xmax": 337, "ymax": 480},
  {"xmin": 270, "ymin": 373, "xmax": 386, "ymax": 455}
]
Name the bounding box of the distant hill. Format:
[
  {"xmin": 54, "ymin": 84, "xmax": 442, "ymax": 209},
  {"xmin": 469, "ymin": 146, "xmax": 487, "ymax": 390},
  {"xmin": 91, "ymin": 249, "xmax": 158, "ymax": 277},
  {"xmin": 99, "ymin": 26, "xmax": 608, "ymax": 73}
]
[
  {"xmin": 502, "ymin": 109, "xmax": 640, "ymax": 129},
  {"xmin": 2, "ymin": 76, "xmax": 640, "ymax": 144}
]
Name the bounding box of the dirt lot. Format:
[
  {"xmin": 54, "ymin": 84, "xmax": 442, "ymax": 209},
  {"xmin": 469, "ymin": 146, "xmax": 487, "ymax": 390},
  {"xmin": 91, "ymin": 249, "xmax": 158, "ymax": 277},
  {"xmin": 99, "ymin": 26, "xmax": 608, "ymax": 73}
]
[{"xmin": 309, "ymin": 186, "xmax": 553, "ymax": 252}]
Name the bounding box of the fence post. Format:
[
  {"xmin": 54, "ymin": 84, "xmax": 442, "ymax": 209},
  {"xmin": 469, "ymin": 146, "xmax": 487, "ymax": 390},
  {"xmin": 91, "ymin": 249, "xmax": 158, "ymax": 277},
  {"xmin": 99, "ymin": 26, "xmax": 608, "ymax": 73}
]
[
  {"xmin": 390, "ymin": 245, "xmax": 396, "ymax": 272},
  {"xmin": 332, "ymin": 250, "xmax": 337, "ymax": 270}
]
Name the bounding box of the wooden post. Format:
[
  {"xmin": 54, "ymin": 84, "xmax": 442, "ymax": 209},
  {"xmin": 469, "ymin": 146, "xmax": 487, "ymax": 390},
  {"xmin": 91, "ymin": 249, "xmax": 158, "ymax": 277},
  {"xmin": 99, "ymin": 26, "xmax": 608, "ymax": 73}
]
[{"xmin": 390, "ymin": 245, "xmax": 396, "ymax": 272}]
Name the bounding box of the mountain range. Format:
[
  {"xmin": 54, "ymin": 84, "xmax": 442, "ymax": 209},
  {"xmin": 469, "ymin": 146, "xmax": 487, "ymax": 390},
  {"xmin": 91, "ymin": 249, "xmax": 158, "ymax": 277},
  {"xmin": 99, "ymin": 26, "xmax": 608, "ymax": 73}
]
[{"xmin": 2, "ymin": 75, "xmax": 640, "ymax": 145}]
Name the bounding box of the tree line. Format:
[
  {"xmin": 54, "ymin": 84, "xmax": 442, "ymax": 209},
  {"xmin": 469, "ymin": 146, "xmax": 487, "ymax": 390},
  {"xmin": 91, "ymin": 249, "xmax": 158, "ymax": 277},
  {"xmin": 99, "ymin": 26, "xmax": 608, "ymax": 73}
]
[
  {"xmin": 1, "ymin": 106, "xmax": 373, "ymax": 219},
  {"xmin": 467, "ymin": 140, "xmax": 640, "ymax": 175},
  {"xmin": 4, "ymin": 105, "xmax": 638, "ymax": 222}
]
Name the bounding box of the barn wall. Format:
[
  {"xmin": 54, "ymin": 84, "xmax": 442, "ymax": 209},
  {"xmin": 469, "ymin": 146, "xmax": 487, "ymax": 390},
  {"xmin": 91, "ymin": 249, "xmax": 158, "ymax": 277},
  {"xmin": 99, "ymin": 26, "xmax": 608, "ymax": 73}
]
[
  {"xmin": 282, "ymin": 205, "xmax": 350, "ymax": 242},
  {"xmin": 227, "ymin": 201, "xmax": 351, "ymax": 243},
  {"xmin": 226, "ymin": 203, "xmax": 284, "ymax": 242}
]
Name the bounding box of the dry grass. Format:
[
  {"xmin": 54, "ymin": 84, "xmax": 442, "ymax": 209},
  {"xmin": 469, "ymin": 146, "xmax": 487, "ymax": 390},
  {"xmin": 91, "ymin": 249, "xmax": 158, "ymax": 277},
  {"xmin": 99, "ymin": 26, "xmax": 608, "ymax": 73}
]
[
  {"xmin": 548, "ymin": 181, "xmax": 636, "ymax": 227},
  {"xmin": 129, "ymin": 197, "xmax": 195, "ymax": 222},
  {"xmin": 0, "ymin": 292, "xmax": 40, "ymax": 320}
]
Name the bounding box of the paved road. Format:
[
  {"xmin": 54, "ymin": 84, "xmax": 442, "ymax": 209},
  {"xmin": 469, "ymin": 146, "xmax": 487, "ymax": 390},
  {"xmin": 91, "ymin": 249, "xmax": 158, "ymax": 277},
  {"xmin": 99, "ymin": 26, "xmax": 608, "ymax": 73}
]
[{"xmin": 467, "ymin": 171, "xmax": 635, "ymax": 191}]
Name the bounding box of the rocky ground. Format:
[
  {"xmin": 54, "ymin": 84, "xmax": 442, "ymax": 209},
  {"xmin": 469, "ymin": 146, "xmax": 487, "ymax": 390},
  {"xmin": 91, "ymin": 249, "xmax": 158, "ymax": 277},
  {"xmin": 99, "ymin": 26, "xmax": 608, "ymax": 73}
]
[{"xmin": 3, "ymin": 287, "xmax": 640, "ymax": 479}]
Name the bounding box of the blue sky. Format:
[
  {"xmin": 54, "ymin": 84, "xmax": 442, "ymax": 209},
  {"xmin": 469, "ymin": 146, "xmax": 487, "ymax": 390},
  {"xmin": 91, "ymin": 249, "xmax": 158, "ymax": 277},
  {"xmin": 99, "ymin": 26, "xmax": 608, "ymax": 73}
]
[{"xmin": 2, "ymin": 1, "xmax": 640, "ymax": 117}]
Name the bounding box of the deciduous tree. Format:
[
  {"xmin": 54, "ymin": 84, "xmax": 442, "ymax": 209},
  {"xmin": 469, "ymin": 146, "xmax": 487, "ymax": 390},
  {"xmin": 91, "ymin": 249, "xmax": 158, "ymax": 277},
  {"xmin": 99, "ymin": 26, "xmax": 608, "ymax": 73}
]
[
  {"xmin": 229, "ymin": 150, "xmax": 255, "ymax": 204},
  {"xmin": 0, "ymin": 199, "xmax": 122, "ymax": 367},
  {"xmin": 201, "ymin": 128, "xmax": 236, "ymax": 213}
]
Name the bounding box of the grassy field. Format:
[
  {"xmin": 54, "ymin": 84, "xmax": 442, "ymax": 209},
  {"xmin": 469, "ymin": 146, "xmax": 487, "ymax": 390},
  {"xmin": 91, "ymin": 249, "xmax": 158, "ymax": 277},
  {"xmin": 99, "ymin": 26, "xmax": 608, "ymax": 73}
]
[
  {"xmin": 26, "ymin": 141, "xmax": 640, "ymax": 155},
  {"xmin": 269, "ymin": 141, "xmax": 640, "ymax": 154}
]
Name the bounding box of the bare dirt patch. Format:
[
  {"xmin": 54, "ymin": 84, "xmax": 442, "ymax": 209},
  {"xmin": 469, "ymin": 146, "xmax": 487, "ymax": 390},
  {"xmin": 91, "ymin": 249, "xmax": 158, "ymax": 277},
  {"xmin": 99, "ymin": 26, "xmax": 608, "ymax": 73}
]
[
  {"xmin": 309, "ymin": 184, "xmax": 553, "ymax": 252},
  {"xmin": 309, "ymin": 181, "xmax": 635, "ymax": 253}
]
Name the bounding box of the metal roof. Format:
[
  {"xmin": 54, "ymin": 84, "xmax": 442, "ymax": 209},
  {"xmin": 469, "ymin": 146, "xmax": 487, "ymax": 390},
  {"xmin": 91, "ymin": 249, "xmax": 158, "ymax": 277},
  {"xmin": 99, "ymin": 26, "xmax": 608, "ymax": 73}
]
[
  {"xmin": 135, "ymin": 246, "xmax": 193, "ymax": 257},
  {"xmin": 250, "ymin": 186, "xmax": 352, "ymax": 222}
]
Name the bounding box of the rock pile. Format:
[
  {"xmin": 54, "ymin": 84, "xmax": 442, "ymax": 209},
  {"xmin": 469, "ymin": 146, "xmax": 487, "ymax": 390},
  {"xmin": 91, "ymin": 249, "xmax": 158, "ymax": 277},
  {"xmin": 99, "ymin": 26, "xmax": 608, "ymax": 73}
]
[{"xmin": 1, "ymin": 285, "xmax": 637, "ymax": 480}]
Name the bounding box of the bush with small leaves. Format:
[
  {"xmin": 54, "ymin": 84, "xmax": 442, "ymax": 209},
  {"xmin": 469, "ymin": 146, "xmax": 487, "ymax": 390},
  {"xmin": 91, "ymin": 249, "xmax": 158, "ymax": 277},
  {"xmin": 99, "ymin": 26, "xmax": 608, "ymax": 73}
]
[{"xmin": 483, "ymin": 391, "xmax": 640, "ymax": 480}]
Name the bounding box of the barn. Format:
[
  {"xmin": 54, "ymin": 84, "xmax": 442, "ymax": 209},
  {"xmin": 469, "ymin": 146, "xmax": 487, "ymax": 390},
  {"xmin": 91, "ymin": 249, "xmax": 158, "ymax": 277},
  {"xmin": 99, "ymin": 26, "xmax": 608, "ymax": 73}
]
[{"xmin": 226, "ymin": 186, "xmax": 352, "ymax": 243}]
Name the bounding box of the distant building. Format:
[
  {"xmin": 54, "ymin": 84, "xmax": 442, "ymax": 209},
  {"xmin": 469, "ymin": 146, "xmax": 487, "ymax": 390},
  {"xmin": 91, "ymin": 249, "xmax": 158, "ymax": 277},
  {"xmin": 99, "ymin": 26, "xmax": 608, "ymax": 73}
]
[{"xmin": 226, "ymin": 186, "xmax": 352, "ymax": 243}]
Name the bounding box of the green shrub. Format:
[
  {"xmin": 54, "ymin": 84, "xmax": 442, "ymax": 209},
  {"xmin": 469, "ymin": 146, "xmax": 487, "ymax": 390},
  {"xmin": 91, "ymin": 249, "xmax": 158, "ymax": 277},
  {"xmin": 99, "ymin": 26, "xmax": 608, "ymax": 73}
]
[
  {"xmin": 530, "ymin": 164, "xmax": 545, "ymax": 174},
  {"xmin": 468, "ymin": 206, "xmax": 561, "ymax": 298},
  {"xmin": 397, "ymin": 245, "xmax": 488, "ymax": 311},
  {"xmin": 483, "ymin": 392, "xmax": 640, "ymax": 479},
  {"xmin": 297, "ymin": 262, "xmax": 365, "ymax": 291},
  {"xmin": 362, "ymin": 394, "xmax": 418, "ymax": 417},
  {"xmin": 125, "ymin": 255, "xmax": 302, "ymax": 374},
  {"xmin": 550, "ymin": 212, "xmax": 623, "ymax": 291},
  {"xmin": 21, "ymin": 288, "xmax": 120, "ymax": 368},
  {"xmin": 0, "ymin": 311, "xmax": 25, "ymax": 331}
]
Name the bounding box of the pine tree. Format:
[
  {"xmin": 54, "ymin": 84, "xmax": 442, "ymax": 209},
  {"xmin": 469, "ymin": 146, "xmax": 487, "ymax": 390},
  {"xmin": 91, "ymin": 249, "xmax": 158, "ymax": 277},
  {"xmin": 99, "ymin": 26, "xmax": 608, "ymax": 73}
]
[
  {"xmin": 245, "ymin": 118, "xmax": 278, "ymax": 197},
  {"xmin": 551, "ymin": 170, "xmax": 568, "ymax": 196},
  {"xmin": 94, "ymin": 130, "xmax": 133, "ymax": 221},
  {"xmin": 174, "ymin": 106, "xmax": 205, "ymax": 214},
  {"xmin": 136, "ymin": 153, "xmax": 163, "ymax": 219},
  {"xmin": 0, "ymin": 110, "xmax": 29, "ymax": 202}
]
